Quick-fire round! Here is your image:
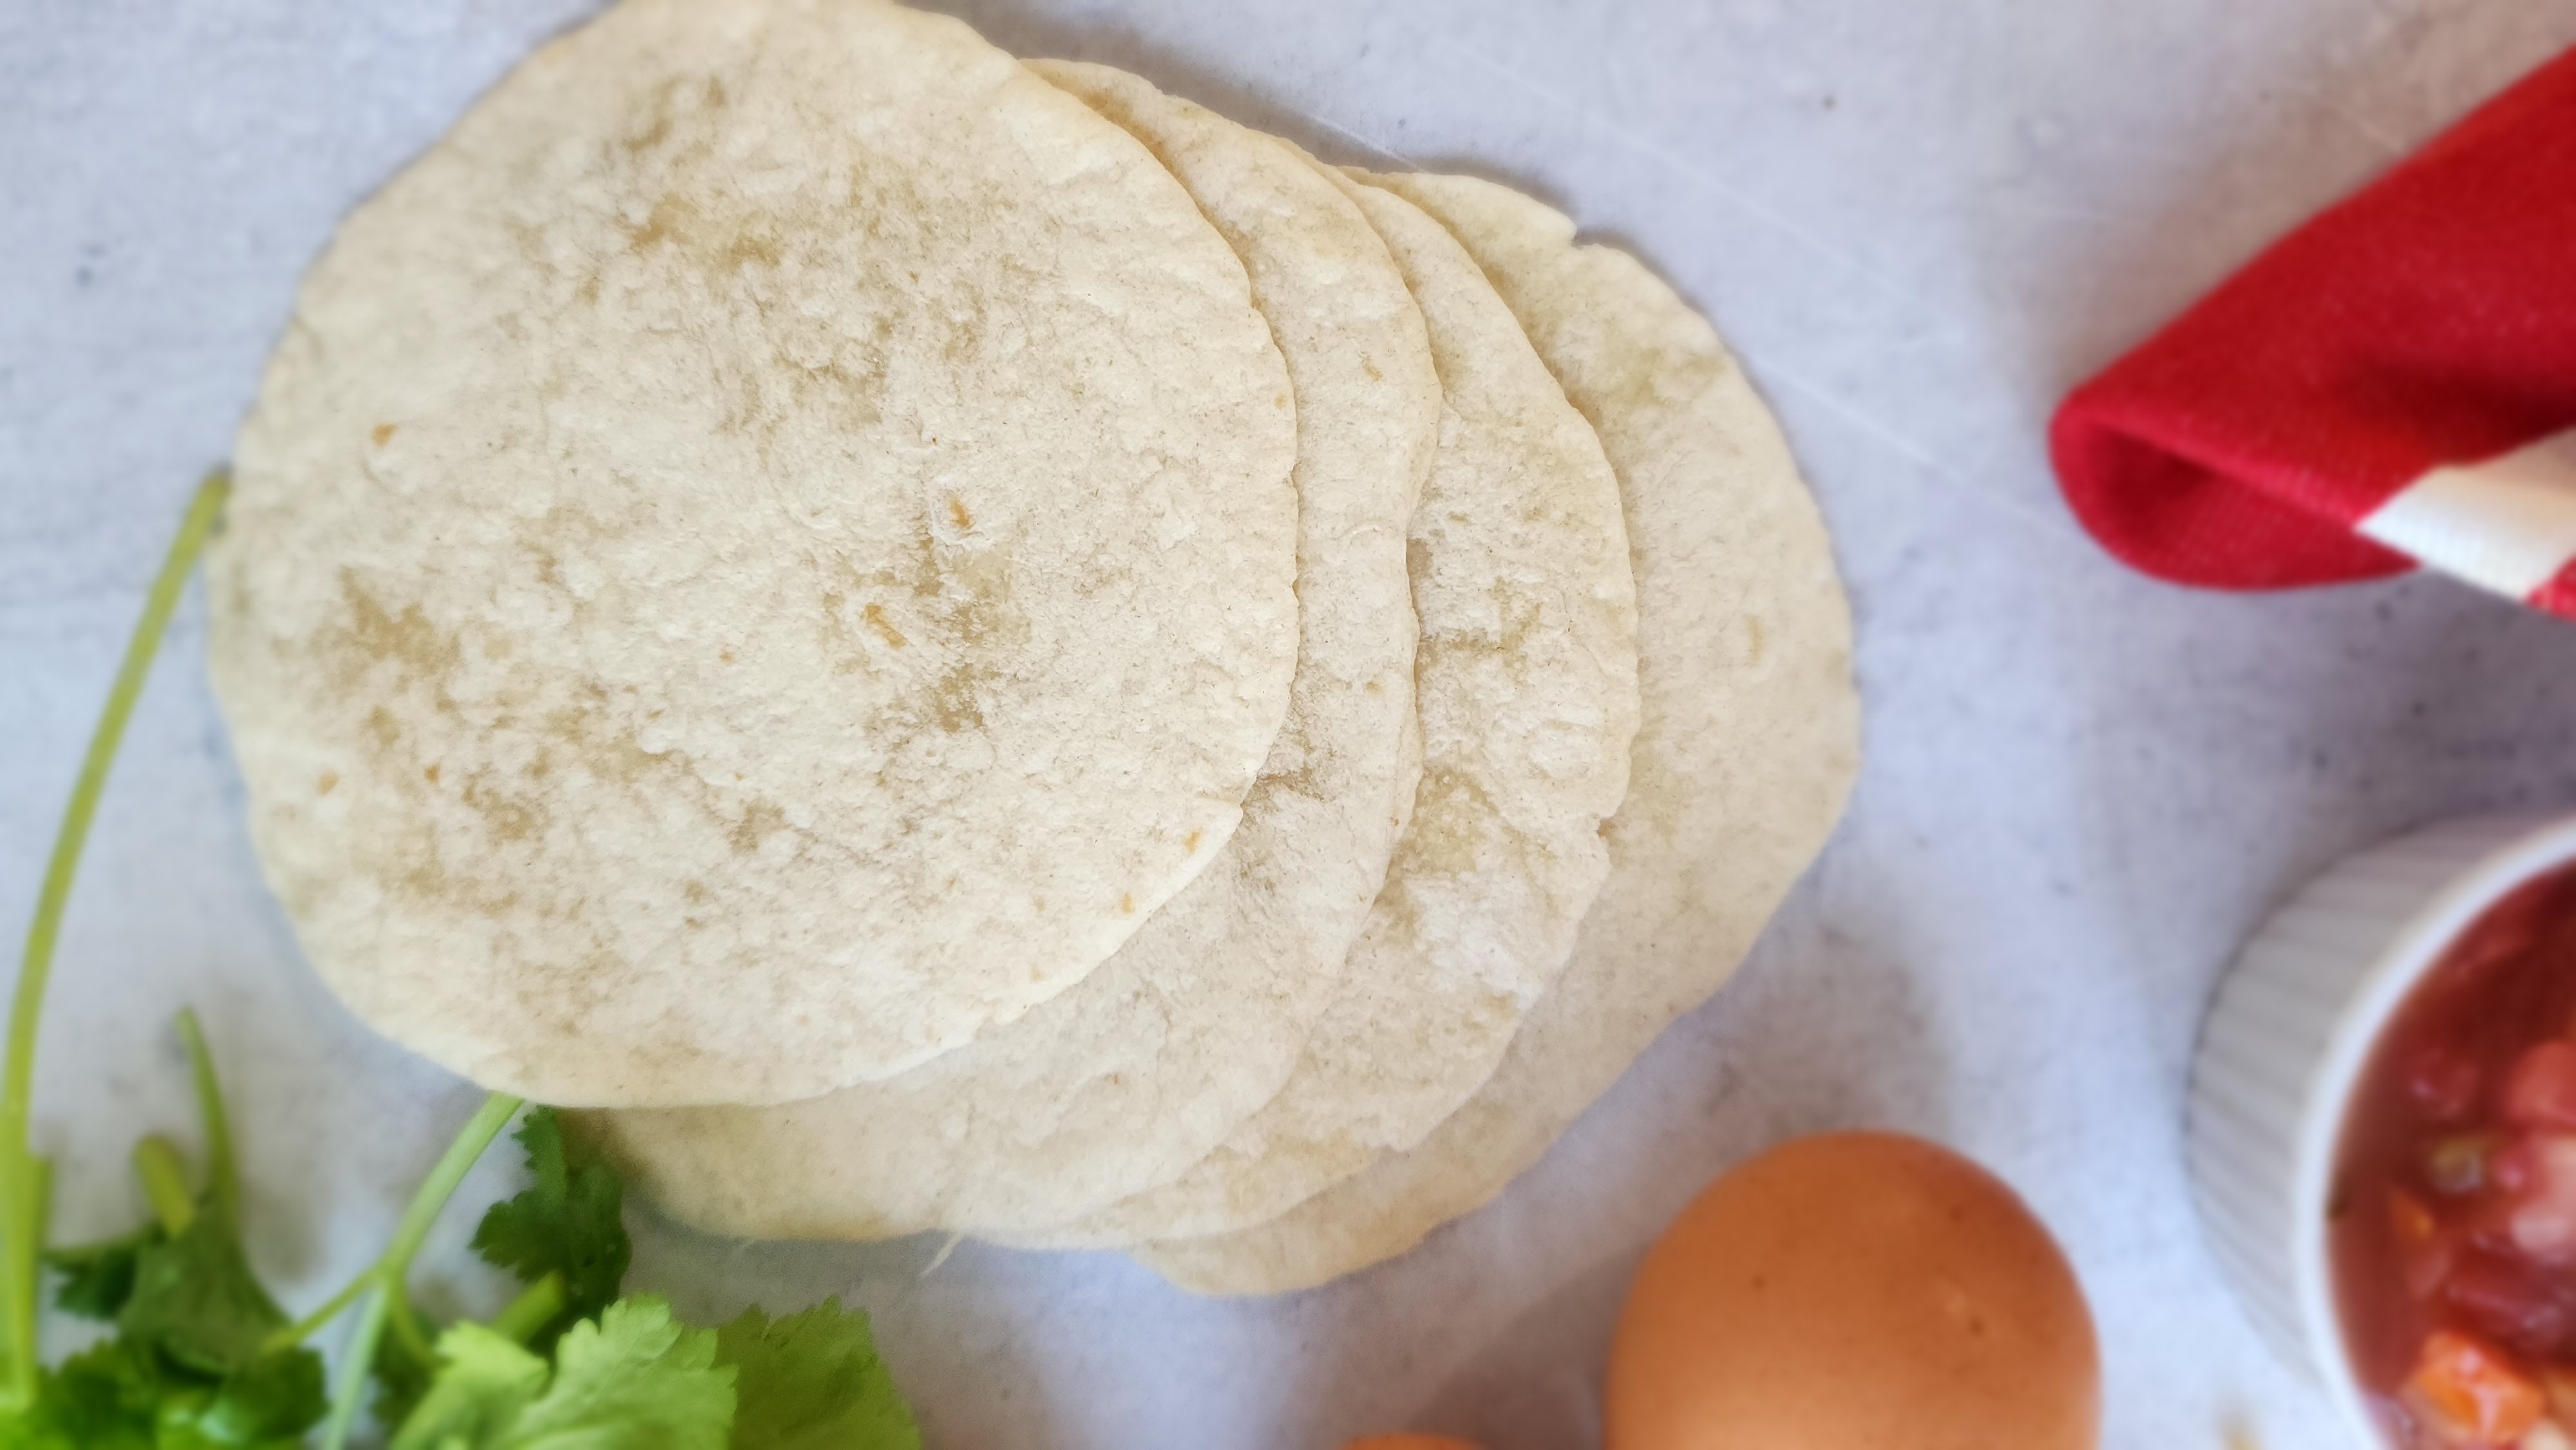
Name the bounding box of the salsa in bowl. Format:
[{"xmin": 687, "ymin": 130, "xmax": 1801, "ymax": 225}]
[
  {"xmin": 2189, "ymin": 815, "xmax": 2576, "ymax": 1450},
  {"xmin": 2334, "ymin": 863, "xmax": 2576, "ymax": 1449}
]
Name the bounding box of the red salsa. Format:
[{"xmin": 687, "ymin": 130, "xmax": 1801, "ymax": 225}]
[{"xmin": 2333, "ymin": 865, "xmax": 2576, "ymax": 1449}]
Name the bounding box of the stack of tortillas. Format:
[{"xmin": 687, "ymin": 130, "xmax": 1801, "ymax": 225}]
[{"xmin": 209, "ymin": 0, "xmax": 1859, "ymax": 1296}]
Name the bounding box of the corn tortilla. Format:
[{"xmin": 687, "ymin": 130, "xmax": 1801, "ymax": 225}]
[
  {"xmin": 1139, "ymin": 173, "xmax": 1858, "ymax": 1294},
  {"xmin": 209, "ymin": 0, "xmax": 1299, "ymax": 1107},
  {"xmin": 585, "ymin": 57, "xmax": 1437, "ymax": 1230},
  {"xmin": 1029, "ymin": 164, "xmax": 1643, "ymax": 1248}
]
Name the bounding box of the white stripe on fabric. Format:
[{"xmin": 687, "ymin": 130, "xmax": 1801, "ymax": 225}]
[{"xmin": 2360, "ymin": 429, "xmax": 2576, "ymax": 597}]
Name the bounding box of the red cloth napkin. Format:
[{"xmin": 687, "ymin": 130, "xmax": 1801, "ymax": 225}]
[{"xmin": 2050, "ymin": 45, "xmax": 2576, "ymax": 615}]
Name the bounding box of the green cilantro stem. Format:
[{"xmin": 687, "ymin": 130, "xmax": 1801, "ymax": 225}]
[
  {"xmin": 376, "ymin": 1095, "xmax": 524, "ymax": 1308},
  {"xmin": 317, "ymin": 1091, "xmax": 523, "ymax": 1450},
  {"xmin": 489, "ymin": 1271, "xmax": 565, "ymax": 1345},
  {"xmin": 175, "ymin": 1008, "xmax": 238, "ymax": 1223},
  {"xmin": 386, "ymin": 1283, "xmax": 434, "ymax": 1364},
  {"xmin": 320, "ymin": 1283, "xmax": 394, "ymax": 1450},
  {"xmin": 133, "ymin": 1136, "xmax": 196, "ymax": 1235},
  {"xmin": 1, "ymin": 471, "xmax": 228, "ymax": 1406},
  {"xmin": 269, "ymin": 1271, "xmax": 372, "ymax": 1354},
  {"xmin": 5, "ymin": 1156, "xmax": 43, "ymax": 1366},
  {"xmin": 19, "ymin": 1158, "xmax": 44, "ymax": 1310}
]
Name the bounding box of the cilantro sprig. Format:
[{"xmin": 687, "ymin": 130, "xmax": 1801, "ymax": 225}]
[
  {"xmin": 1, "ymin": 474, "xmax": 923, "ymax": 1447},
  {"xmin": 1, "ymin": 472, "xmax": 229, "ymax": 1398},
  {"xmin": 17, "ymin": 1007, "xmax": 332, "ymax": 1447}
]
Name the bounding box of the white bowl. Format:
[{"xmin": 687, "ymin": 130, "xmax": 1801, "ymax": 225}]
[{"xmin": 2188, "ymin": 812, "xmax": 2576, "ymax": 1444}]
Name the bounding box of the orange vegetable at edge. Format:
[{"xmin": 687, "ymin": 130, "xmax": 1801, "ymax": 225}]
[{"xmin": 2405, "ymin": 1330, "xmax": 2545, "ymax": 1444}]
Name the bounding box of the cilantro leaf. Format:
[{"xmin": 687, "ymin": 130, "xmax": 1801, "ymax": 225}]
[
  {"xmin": 469, "ymin": 1109, "xmax": 629, "ymax": 1346},
  {"xmin": 156, "ymin": 1348, "xmax": 328, "ymax": 1449},
  {"xmin": 714, "ymin": 1301, "xmax": 920, "ymax": 1450},
  {"xmin": 22, "ymin": 1337, "xmax": 158, "ymax": 1450},
  {"xmin": 386, "ymin": 1324, "xmax": 548, "ymax": 1450},
  {"xmin": 115, "ymin": 1208, "xmax": 288, "ymax": 1374},
  {"xmin": 371, "ymin": 1301, "xmax": 444, "ymax": 1433},
  {"xmin": 389, "ymin": 1297, "xmax": 733, "ymax": 1450},
  {"xmin": 511, "ymin": 1297, "xmax": 733, "ymax": 1448},
  {"xmin": 0, "ymin": 1338, "xmax": 321, "ymax": 1450},
  {"xmin": 43, "ymin": 1225, "xmax": 163, "ymax": 1321}
]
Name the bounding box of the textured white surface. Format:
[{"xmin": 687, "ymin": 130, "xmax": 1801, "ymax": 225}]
[{"xmin": 10, "ymin": 1, "xmax": 2576, "ymax": 1447}]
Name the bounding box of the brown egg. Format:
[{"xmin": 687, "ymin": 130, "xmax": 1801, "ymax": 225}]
[{"xmin": 1604, "ymin": 1131, "xmax": 2100, "ymax": 1450}]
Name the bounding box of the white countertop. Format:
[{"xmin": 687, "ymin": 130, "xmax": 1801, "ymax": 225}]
[{"xmin": 10, "ymin": 1, "xmax": 2576, "ymax": 1445}]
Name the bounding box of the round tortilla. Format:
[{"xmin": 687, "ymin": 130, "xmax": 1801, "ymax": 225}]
[
  {"xmin": 1136, "ymin": 173, "xmax": 1859, "ymax": 1295},
  {"xmin": 582, "ymin": 58, "xmax": 1437, "ymax": 1233},
  {"xmin": 1028, "ymin": 165, "xmax": 1642, "ymax": 1248},
  {"xmin": 207, "ymin": 0, "xmax": 1300, "ymax": 1107}
]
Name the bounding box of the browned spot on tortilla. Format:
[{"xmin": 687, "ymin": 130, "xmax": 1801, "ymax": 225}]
[
  {"xmin": 1184, "ymin": 831, "xmax": 1202, "ymax": 853},
  {"xmin": 721, "ymin": 227, "xmax": 782, "ymax": 270},
  {"xmin": 626, "ymin": 96, "xmax": 676, "ymax": 153},
  {"xmin": 1119, "ymin": 894, "xmax": 1136, "ymax": 914},
  {"xmin": 926, "ymin": 670, "xmax": 983, "ymax": 732},
  {"xmin": 371, "ymin": 422, "xmax": 397, "ymax": 447},
  {"xmin": 626, "ymin": 194, "xmax": 699, "ymax": 252},
  {"xmin": 731, "ymin": 799, "xmax": 786, "ymax": 855},
  {"xmin": 461, "ymin": 772, "xmax": 543, "ymax": 843},
  {"xmin": 316, "ymin": 771, "xmax": 339, "ymax": 796},
  {"xmin": 1403, "ymin": 767, "xmax": 1497, "ymax": 879},
  {"xmin": 1270, "ymin": 762, "xmax": 1328, "ymax": 802},
  {"xmin": 623, "ymin": 182, "xmax": 782, "ymax": 276},
  {"xmin": 337, "ymin": 573, "xmax": 462, "ymax": 691},
  {"xmin": 863, "ymin": 603, "xmax": 909, "ymax": 650},
  {"xmin": 1745, "ymin": 614, "xmax": 1767, "ymax": 665},
  {"xmin": 423, "ymin": 763, "xmax": 442, "ymax": 785},
  {"xmin": 948, "ymin": 496, "xmax": 974, "ymax": 531},
  {"xmin": 848, "ymin": 523, "xmax": 1019, "ymax": 739}
]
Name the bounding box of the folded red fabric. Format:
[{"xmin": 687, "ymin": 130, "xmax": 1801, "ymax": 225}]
[{"xmin": 2050, "ymin": 45, "xmax": 2576, "ymax": 616}]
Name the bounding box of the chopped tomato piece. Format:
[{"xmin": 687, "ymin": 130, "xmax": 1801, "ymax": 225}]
[
  {"xmin": 2412, "ymin": 1044, "xmax": 2486, "ymax": 1122},
  {"xmin": 2402, "ymin": 1330, "xmax": 2544, "ymax": 1444},
  {"xmin": 2443, "ymin": 1252, "xmax": 2575, "ymax": 1357},
  {"xmin": 2501, "ymin": 1137, "xmax": 2541, "ymax": 1194},
  {"xmin": 2394, "ymin": 1189, "xmax": 2441, "ymax": 1244},
  {"xmin": 2546, "ymin": 1367, "xmax": 2576, "ymax": 1420},
  {"xmin": 2506, "ymin": 1044, "xmax": 2576, "ymax": 1130},
  {"xmin": 2502, "ymin": 1137, "xmax": 2576, "ymax": 1264},
  {"xmin": 2391, "ymin": 1189, "xmax": 2456, "ymax": 1299}
]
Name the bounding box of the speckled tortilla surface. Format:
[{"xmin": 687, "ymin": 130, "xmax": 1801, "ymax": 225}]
[
  {"xmin": 584, "ymin": 57, "xmax": 1437, "ymax": 1232},
  {"xmin": 1139, "ymin": 173, "xmax": 1857, "ymax": 1295},
  {"xmin": 1030, "ymin": 163, "xmax": 1643, "ymax": 1249},
  {"xmin": 207, "ymin": 0, "xmax": 1298, "ymax": 1108}
]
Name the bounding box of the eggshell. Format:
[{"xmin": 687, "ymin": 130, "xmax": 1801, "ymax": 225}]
[{"xmin": 1605, "ymin": 1131, "xmax": 2099, "ymax": 1450}]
